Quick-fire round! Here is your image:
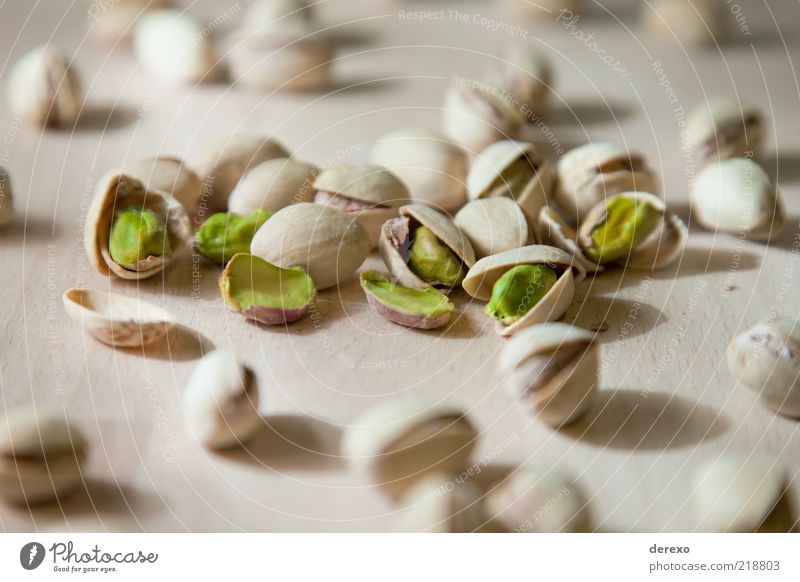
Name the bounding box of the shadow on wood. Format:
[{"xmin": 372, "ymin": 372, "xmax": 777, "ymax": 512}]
[
  {"xmin": 120, "ymin": 324, "xmax": 214, "ymax": 362},
  {"xmin": 564, "ymin": 295, "xmax": 665, "ymax": 341}
]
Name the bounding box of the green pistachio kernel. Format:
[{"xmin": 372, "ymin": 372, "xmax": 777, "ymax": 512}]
[
  {"xmin": 408, "ymin": 226, "xmax": 464, "ymax": 286},
  {"xmin": 195, "ymin": 209, "xmax": 272, "ymax": 264},
  {"xmin": 584, "ymin": 197, "xmax": 662, "ymax": 264},
  {"xmin": 485, "ymin": 264, "xmax": 558, "ymax": 325},
  {"xmin": 360, "ymin": 270, "xmax": 454, "ymax": 329},
  {"xmin": 109, "ymin": 206, "xmax": 171, "ymax": 270}
]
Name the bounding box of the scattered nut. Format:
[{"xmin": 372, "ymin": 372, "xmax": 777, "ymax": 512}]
[
  {"xmin": 455, "ymin": 197, "xmax": 529, "ymax": 259},
  {"xmin": 687, "ymin": 99, "xmax": 764, "ymax": 165},
  {"xmin": 228, "ymin": 158, "xmax": 319, "ymax": 215},
  {"xmin": 124, "ymin": 156, "xmax": 204, "ymax": 213},
  {"xmin": 486, "ymin": 45, "xmax": 553, "ymax": 119},
  {"xmin": 396, "ymin": 474, "xmax": 488, "ymax": 533},
  {"xmin": 0, "ymin": 166, "xmax": 13, "ymax": 228},
  {"xmin": 360, "ymin": 270, "xmax": 454, "ymax": 330},
  {"xmin": 195, "ymin": 210, "xmax": 272, "ymax": 264}
]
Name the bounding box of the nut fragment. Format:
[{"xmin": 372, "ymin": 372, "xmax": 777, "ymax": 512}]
[
  {"xmin": 642, "ymin": 0, "xmax": 725, "ymax": 47},
  {"xmin": 687, "ymin": 99, "xmax": 764, "ymax": 164},
  {"xmin": 360, "ymin": 270, "xmax": 454, "ymax": 330},
  {"xmin": 486, "ymin": 45, "xmax": 553, "ymax": 119},
  {"xmin": 396, "ymin": 474, "xmax": 487, "ymax": 533},
  {"xmin": 195, "ymin": 210, "xmax": 271, "ymax": 264},
  {"xmin": 455, "ymin": 197, "xmax": 529, "ymax": 259},
  {"xmin": 228, "ymin": 158, "xmax": 319, "ymax": 214},
  {"xmin": 0, "ymin": 166, "xmax": 13, "ymax": 228},
  {"xmin": 124, "ymin": 157, "xmax": 204, "ymax": 212}
]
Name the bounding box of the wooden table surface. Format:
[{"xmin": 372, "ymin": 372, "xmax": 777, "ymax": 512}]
[{"xmin": 1, "ymin": 0, "xmax": 800, "ymax": 532}]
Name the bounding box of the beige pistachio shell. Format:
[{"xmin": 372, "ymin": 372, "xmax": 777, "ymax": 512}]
[
  {"xmin": 370, "ymin": 128, "xmax": 468, "ymax": 211},
  {"xmin": 124, "ymin": 156, "xmax": 204, "ymax": 212},
  {"xmin": 0, "ymin": 166, "xmax": 12, "ymax": 228},
  {"xmin": 84, "ymin": 172, "xmax": 191, "ymax": 280},
  {"xmin": 642, "ymin": 0, "xmax": 725, "ymax": 47},
  {"xmin": 486, "ymin": 45, "xmax": 553, "ymax": 118},
  {"xmin": 687, "ymin": 99, "xmax": 764, "ymax": 164},
  {"xmin": 240, "ymin": 0, "xmax": 314, "ymax": 34},
  {"xmin": 62, "ymin": 288, "xmax": 175, "ymax": 348},
  {"xmin": 249, "ymin": 202, "xmax": 370, "ymax": 290},
  {"xmin": 455, "ymin": 198, "xmax": 528, "ymax": 259},
  {"xmin": 692, "ymin": 158, "xmax": 784, "ymax": 241},
  {"xmin": 396, "ymin": 474, "xmax": 487, "ymax": 533},
  {"xmin": 88, "ymin": 0, "xmax": 172, "ymax": 45},
  {"xmin": 537, "ymin": 207, "xmax": 603, "ymax": 274},
  {"xmin": 228, "ymin": 158, "xmax": 318, "ymax": 214}
]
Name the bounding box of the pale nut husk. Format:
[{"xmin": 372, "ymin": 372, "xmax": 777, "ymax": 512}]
[
  {"xmin": 341, "ymin": 397, "xmax": 478, "ymax": 501},
  {"xmin": 691, "ymin": 453, "xmax": 786, "ymax": 532},
  {"xmin": 463, "ymin": 245, "xmax": 586, "ymax": 337},
  {"xmin": 6, "ymin": 46, "xmax": 82, "ymax": 128},
  {"xmin": 379, "ymin": 204, "xmax": 476, "ymax": 292},
  {"xmin": 62, "ymin": 288, "xmax": 175, "ymax": 348},
  {"xmin": 183, "ymin": 350, "xmax": 261, "ymax": 450},
  {"xmin": 642, "ymin": 0, "xmax": 726, "ymax": 47},
  {"xmin": 314, "ymin": 164, "xmax": 410, "ymax": 248},
  {"xmin": 486, "ymin": 45, "xmax": 553, "ymax": 119},
  {"xmin": 442, "ymin": 81, "xmax": 524, "ymax": 155},
  {"xmin": 0, "ymin": 166, "xmax": 13, "ymax": 228},
  {"xmin": 728, "ymin": 318, "xmax": 800, "ymax": 418},
  {"xmin": 370, "ymin": 128, "xmax": 468, "ymax": 212},
  {"xmin": 86, "ymin": 0, "xmax": 173, "ymax": 45},
  {"xmin": 0, "ymin": 408, "xmax": 87, "ymax": 505},
  {"xmin": 537, "ymin": 207, "xmax": 603, "ymax": 274},
  {"xmin": 396, "ymin": 474, "xmax": 487, "ymax": 533},
  {"xmin": 498, "ymin": 323, "xmax": 598, "ymax": 426},
  {"xmin": 239, "ymin": 0, "xmax": 314, "ymax": 35},
  {"xmin": 486, "ymin": 467, "xmax": 589, "ymax": 532},
  {"xmin": 124, "ymin": 156, "xmax": 204, "ymax": 213},
  {"xmin": 692, "ymin": 158, "xmax": 784, "ymax": 242},
  {"xmin": 687, "ymin": 99, "xmax": 764, "ymax": 165},
  {"xmin": 84, "ymin": 172, "xmax": 191, "ymax": 280},
  {"xmin": 454, "ymin": 198, "xmax": 529, "ymax": 260},
  {"xmin": 228, "ymin": 158, "xmax": 319, "ymax": 214},
  {"xmin": 500, "ymin": 0, "xmax": 583, "ymax": 20},
  {"xmin": 250, "ymin": 202, "xmax": 370, "ymax": 290},
  {"xmin": 553, "ymin": 142, "xmax": 660, "ymax": 223},
  {"xmin": 194, "ymin": 134, "xmax": 290, "ymax": 213},
  {"xmin": 468, "ymin": 140, "xmax": 553, "ymax": 224}
]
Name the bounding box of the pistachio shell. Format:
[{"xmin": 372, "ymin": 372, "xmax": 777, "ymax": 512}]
[
  {"xmin": 455, "ymin": 198, "xmax": 528, "ymax": 259},
  {"xmin": 0, "ymin": 166, "xmax": 13, "ymax": 228},
  {"xmin": 643, "ymin": 0, "xmax": 725, "ymax": 47},
  {"xmin": 485, "ymin": 45, "xmax": 553, "ymax": 118},
  {"xmin": 687, "ymin": 99, "xmax": 764, "ymax": 164},
  {"xmin": 239, "ymin": 0, "xmax": 314, "ymax": 34},
  {"xmin": 62, "ymin": 288, "xmax": 175, "ymax": 347},
  {"xmin": 88, "ymin": 0, "xmax": 172, "ymax": 45},
  {"xmin": 692, "ymin": 158, "xmax": 784, "ymax": 241},
  {"xmin": 228, "ymin": 158, "xmax": 319, "ymax": 214},
  {"xmin": 537, "ymin": 207, "xmax": 603, "ymax": 274},
  {"xmin": 360, "ymin": 270, "xmax": 454, "ymax": 330},
  {"xmin": 249, "ymin": 202, "xmax": 370, "ymax": 290},
  {"xmin": 370, "ymin": 128, "xmax": 468, "ymax": 211},
  {"xmin": 124, "ymin": 156, "xmax": 204, "ymax": 212},
  {"xmin": 396, "ymin": 474, "xmax": 487, "ymax": 533}
]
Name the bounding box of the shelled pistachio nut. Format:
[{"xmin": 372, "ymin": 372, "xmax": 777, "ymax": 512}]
[
  {"xmin": 195, "ymin": 210, "xmax": 272, "ymax": 264},
  {"xmin": 87, "ymin": 0, "xmax": 172, "ymax": 45},
  {"xmin": 396, "ymin": 474, "xmax": 488, "ymax": 533},
  {"xmin": 314, "ymin": 164, "xmax": 409, "ymax": 247},
  {"xmin": 6, "ymin": 46, "xmax": 82, "ymax": 128},
  {"xmin": 379, "ymin": 204, "xmax": 476, "ymax": 292},
  {"xmin": 184, "ymin": 350, "xmax": 261, "ymax": 450},
  {"xmin": 554, "ymin": 142, "xmax": 659, "ymax": 223},
  {"xmin": 692, "ymin": 157, "xmax": 784, "ymax": 241},
  {"xmin": 250, "ymin": 202, "xmax": 370, "ymax": 290},
  {"xmin": 642, "ymin": 0, "xmax": 725, "ymax": 47},
  {"xmin": 360, "ymin": 270, "xmax": 454, "ymax": 330},
  {"xmin": 371, "ymin": 128, "xmax": 468, "ymax": 211},
  {"xmin": 0, "ymin": 166, "xmax": 13, "ymax": 228},
  {"xmin": 124, "ymin": 156, "xmax": 204, "ymax": 212},
  {"xmin": 486, "ymin": 45, "xmax": 553, "ymax": 119},
  {"xmin": 228, "ymin": 158, "xmax": 319, "ymax": 214},
  {"xmin": 62, "ymin": 288, "xmax": 175, "ymax": 347},
  {"xmin": 0, "ymin": 408, "xmax": 87, "ymax": 505},
  {"xmin": 468, "ymin": 140, "xmax": 552, "ymax": 224},
  {"xmin": 84, "ymin": 172, "xmax": 190, "ymax": 280},
  {"xmin": 728, "ymin": 318, "xmax": 800, "ymax": 418},
  {"xmin": 442, "ymin": 81, "xmax": 524, "ymax": 155},
  {"xmin": 341, "ymin": 397, "xmax": 478, "ymax": 501},
  {"xmin": 220, "ymin": 253, "xmax": 315, "ymax": 325},
  {"xmin": 537, "ymin": 207, "xmax": 603, "ymax": 274},
  {"xmin": 687, "ymin": 99, "xmax": 764, "ymax": 164},
  {"xmin": 463, "ymin": 245, "xmax": 585, "ymax": 337},
  {"xmin": 498, "ymin": 323, "xmax": 598, "ymax": 426},
  {"xmin": 455, "ymin": 198, "xmax": 529, "ymax": 259},
  {"xmin": 239, "ymin": 0, "xmax": 314, "ymax": 35},
  {"xmin": 501, "ymin": 0, "xmax": 582, "ymax": 20}
]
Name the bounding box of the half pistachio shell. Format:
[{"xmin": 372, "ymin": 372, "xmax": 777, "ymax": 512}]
[
  {"xmin": 0, "ymin": 165, "xmax": 12, "ymax": 228},
  {"xmin": 124, "ymin": 156, "xmax": 204, "ymax": 213},
  {"xmin": 228, "ymin": 158, "xmax": 319, "ymax": 214},
  {"xmin": 455, "ymin": 197, "xmax": 529, "ymax": 259},
  {"xmin": 396, "ymin": 474, "xmax": 488, "ymax": 533},
  {"xmin": 360, "ymin": 270, "xmax": 454, "ymax": 330},
  {"xmin": 687, "ymin": 99, "xmax": 764, "ymax": 164}
]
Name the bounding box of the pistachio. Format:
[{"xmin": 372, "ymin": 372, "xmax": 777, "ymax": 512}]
[
  {"xmin": 184, "ymin": 350, "xmax": 261, "ymax": 450},
  {"xmin": 6, "ymin": 46, "xmax": 82, "ymax": 128},
  {"xmin": 643, "ymin": 0, "xmax": 725, "ymax": 47},
  {"xmin": 409, "ymin": 226, "xmax": 465, "ymax": 286},
  {"xmin": 0, "ymin": 166, "xmax": 13, "ymax": 228},
  {"xmin": 124, "ymin": 156, "xmax": 204, "ymax": 212},
  {"xmin": 727, "ymin": 318, "xmax": 800, "ymax": 418},
  {"xmin": 486, "ymin": 45, "xmax": 553, "ymax": 119},
  {"xmin": 250, "ymin": 202, "xmax": 370, "ymax": 290},
  {"xmin": 220, "ymin": 253, "xmax": 315, "ymax": 325},
  {"xmin": 360, "ymin": 270, "xmax": 454, "ymax": 330},
  {"xmin": 501, "ymin": 0, "xmax": 582, "ymax": 19},
  {"xmin": 109, "ymin": 206, "xmax": 172, "ymax": 270},
  {"xmin": 454, "ymin": 197, "xmax": 529, "ymax": 259},
  {"xmin": 195, "ymin": 210, "xmax": 272, "ymax": 264},
  {"xmin": 486, "ymin": 264, "xmax": 558, "ymax": 325},
  {"xmin": 228, "ymin": 158, "xmax": 319, "ymax": 215},
  {"xmin": 63, "ymin": 288, "xmax": 175, "ymax": 348},
  {"xmin": 371, "ymin": 128, "xmax": 468, "ymax": 211},
  {"xmin": 692, "ymin": 157, "xmax": 784, "ymax": 241},
  {"xmin": 537, "ymin": 207, "xmax": 603, "ymax": 274},
  {"xmin": 498, "ymin": 323, "xmax": 598, "ymax": 426},
  {"xmin": 341, "ymin": 397, "xmax": 478, "ymax": 500},
  {"xmin": 687, "ymin": 99, "xmax": 764, "ymax": 164},
  {"xmin": 396, "ymin": 474, "xmax": 488, "ymax": 533},
  {"xmin": 0, "ymin": 408, "xmax": 87, "ymax": 505},
  {"xmin": 239, "ymin": 0, "xmax": 314, "ymax": 35}
]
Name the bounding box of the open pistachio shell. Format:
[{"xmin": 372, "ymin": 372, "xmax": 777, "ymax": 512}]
[
  {"xmin": 84, "ymin": 172, "xmax": 191, "ymax": 280},
  {"xmin": 396, "ymin": 474, "xmax": 488, "ymax": 533},
  {"xmin": 360, "ymin": 270, "xmax": 454, "ymax": 330},
  {"xmin": 62, "ymin": 288, "xmax": 175, "ymax": 347},
  {"xmin": 228, "ymin": 158, "xmax": 319, "ymax": 214},
  {"xmin": 455, "ymin": 198, "xmax": 528, "ymax": 259},
  {"xmin": 687, "ymin": 99, "xmax": 764, "ymax": 164},
  {"xmin": 124, "ymin": 156, "xmax": 204, "ymax": 212},
  {"xmin": 220, "ymin": 253, "xmax": 315, "ymax": 325},
  {"xmin": 537, "ymin": 207, "xmax": 603, "ymax": 274},
  {"xmin": 0, "ymin": 166, "xmax": 12, "ymax": 228},
  {"xmin": 486, "ymin": 45, "xmax": 553, "ymax": 119}
]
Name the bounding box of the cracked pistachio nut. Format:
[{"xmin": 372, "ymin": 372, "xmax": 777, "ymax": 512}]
[
  {"xmin": 468, "ymin": 140, "xmax": 553, "ymax": 224},
  {"xmin": 501, "ymin": 0, "xmax": 582, "ymax": 19},
  {"xmin": 342, "ymin": 397, "xmax": 478, "ymax": 501},
  {"xmin": 360, "ymin": 270, "xmax": 454, "ymax": 330},
  {"xmin": 195, "ymin": 210, "xmax": 272, "ymax": 264},
  {"xmin": 0, "ymin": 408, "xmax": 87, "ymax": 505},
  {"xmin": 228, "ymin": 158, "xmax": 319, "ymax": 214},
  {"xmin": 498, "ymin": 323, "xmax": 598, "ymax": 426},
  {"xmin": 687, "ymin": 99, "xmax": 764, "ymax": 164},
  {"xmin": 63, "ymin": 288, "xmax": 175, "ymax": 347},
  {"xmin": 239, "ymin": 0, "xmax": 314, "ymax": 35},
  {"xmin": 554, "ymin": 142, "xmax": 659, "ymax": 223},
  {"xmin": 250, "ymin": 202, "xmax": 370, "ymax": 290},
  {"xmin": 371, "ymin": 128, "xmax": 468, "ymax": 211},
  {"xmin": 314, "ymin": 164, "xmax": 409, "ymax": 247},
  {"xmin": 220, "ymin": 253, "xmax": 315, "ymax": 325},
  {"xmin": 184, "ymin": 350, "xmax": 261, "ymax": 450},
  {"xmin": 0, "ymin": 166, "xmax": 12, "ymax": 228},
  {"xmin": 692, "ymin": 157, "xmax": 784, "ymax": 241},
  {"xmin": 88, "ymin": 0, "xmax": 172, "ymax": 45},
  {"xmin": 379, "ymin": 204, "xmax": 476, "ymax": 292},
  {"xmin": 85, "ymin": 172, "xmax": 190, "ymax": 280},
  {"xmin": 486, "ymin": 45, "xmax": 553, "ymax": 119},
  {"xmin": 455, "ymin": 197, "xmax": 529, "ymax": 259},
  {"xmin": 396, "ymin": 474, "xmax": 488, "ymax": 533},
  {"xmin": 728, "ymin": 318, "xmax": 800, "ymax": 418},
  {"xmin": 124, "ymin": 156, "xmax": 204, "ymax": 213},
  {"xmin": 7, "ymin": 46, "xmax": 82, "ymax": 128},
  {"xmin": 442, "ymin": 82, "xmax": 524, "ymax": 155},
  {"xmin": 643, "ymin": 0, "xmax": 725, "ymax": 47},
  {"xmin": 463, "ymin": 245, "xmax": 585, "ymax": 337}
]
